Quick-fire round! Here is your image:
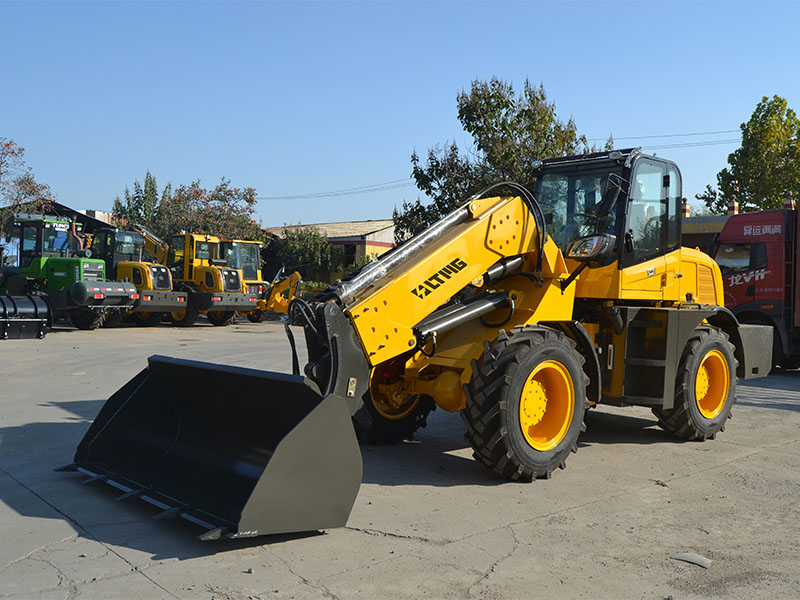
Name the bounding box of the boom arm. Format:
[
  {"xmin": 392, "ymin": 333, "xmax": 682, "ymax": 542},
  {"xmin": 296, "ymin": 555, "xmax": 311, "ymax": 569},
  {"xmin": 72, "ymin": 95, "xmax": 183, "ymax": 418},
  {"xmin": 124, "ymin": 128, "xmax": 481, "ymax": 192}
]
[
  {"xmin": 133, "ymin": 224, "xmax": 169, "ymax": 264},
  {"xmin": 329, "ymin": 195, "xmax": 568, "ymax": 367}
]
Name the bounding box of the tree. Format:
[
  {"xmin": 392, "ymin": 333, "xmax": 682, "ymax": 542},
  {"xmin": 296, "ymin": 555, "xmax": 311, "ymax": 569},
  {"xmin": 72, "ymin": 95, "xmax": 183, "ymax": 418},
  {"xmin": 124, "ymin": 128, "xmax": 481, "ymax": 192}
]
[
  {"xmin": 394, "ymin": 78, "xmax": 594, "ymax": 240},
  {"xmin": 697, "ymin": 95, "xmax": 800, "ymax": 213},
  {"xmin": 0, "ymin": 138, "xmax": 54, "ymax": 215},
  {"xmin": 113, "ymin": 173, "xmax": 265, "ymax": 241}
]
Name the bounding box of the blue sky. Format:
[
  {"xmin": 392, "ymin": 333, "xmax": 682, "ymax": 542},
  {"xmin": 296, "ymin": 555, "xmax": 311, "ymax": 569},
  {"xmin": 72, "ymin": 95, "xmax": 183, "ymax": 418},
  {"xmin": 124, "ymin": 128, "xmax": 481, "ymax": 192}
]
[{"xmin": 2, "ymin": 0, "xmax": 799, "ymax": 228}]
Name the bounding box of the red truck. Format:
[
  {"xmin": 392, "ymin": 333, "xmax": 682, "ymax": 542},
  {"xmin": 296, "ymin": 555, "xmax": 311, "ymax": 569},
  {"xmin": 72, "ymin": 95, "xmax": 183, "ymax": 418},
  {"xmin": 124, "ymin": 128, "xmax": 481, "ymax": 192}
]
[{"xmin": 711, "ymin": 208, "xmax": 798, "ymax": 369}]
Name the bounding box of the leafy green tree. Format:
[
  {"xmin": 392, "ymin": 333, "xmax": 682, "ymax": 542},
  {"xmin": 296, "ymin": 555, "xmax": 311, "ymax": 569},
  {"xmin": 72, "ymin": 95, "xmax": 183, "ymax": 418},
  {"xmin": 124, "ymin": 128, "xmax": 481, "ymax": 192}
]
[
  {"xmin": 114, "ymin": 174, "xmax": 264, "ymax": 241},
  {"xmin": 271, "ymin": 226, "xmax": 332, "ymax": 272},
  {"xmin": 0, "ymin": 138, "xmax": 54, "ymax": 215},
  {"xmin": 394, "ymin": 78, "xmax": 594, "ymax": 240},
  {"xmin": 697, "ymin": 95, "xmax": 800, "ymax": 213}
]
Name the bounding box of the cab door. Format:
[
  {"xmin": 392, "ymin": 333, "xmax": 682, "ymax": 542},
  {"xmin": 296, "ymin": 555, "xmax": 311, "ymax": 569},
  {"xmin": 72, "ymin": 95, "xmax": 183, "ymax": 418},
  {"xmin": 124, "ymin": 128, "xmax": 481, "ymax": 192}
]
[{"xmin": 619, "ymin": 159, "xmax": 682, "ymax": 300}]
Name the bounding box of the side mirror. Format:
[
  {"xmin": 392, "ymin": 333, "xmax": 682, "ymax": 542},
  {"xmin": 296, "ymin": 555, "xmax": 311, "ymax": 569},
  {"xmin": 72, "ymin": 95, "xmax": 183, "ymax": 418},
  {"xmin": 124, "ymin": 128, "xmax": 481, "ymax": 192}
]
[
  {"xmin": 565, "ymin": 234, "xmax": 617, "ymax": 265},
  {"xmin": 598, "ymin": 173, "xmax": 626, "ymax": 218}
]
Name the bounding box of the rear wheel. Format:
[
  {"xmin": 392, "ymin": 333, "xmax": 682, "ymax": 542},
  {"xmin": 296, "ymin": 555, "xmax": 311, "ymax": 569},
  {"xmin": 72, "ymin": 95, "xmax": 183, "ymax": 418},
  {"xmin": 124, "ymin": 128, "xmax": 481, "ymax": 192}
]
[
  {"xmin": 247, "ymin": 310, "xmax": 265, "ymax": 323},
  {"xmin": 653, "ymin": 326, "xmax": 736, "ymax": 440},
  {"xmin": 463, "ymin": 326, "xmax": 588, "ymax": 481},
  {"xmin": 133, "ymin": 311, "xmax": 162, "ymax": 326},
  {"xmin": 101, "ymin": 309, "xmax": 124, "ymax": 328},
  {"xmin": 207, "ymin": 310, "xmax": 236, "ymax": 326},
  {"xmin": 70, "ymin": 308, "xmax": 106, "ymax": 330}
]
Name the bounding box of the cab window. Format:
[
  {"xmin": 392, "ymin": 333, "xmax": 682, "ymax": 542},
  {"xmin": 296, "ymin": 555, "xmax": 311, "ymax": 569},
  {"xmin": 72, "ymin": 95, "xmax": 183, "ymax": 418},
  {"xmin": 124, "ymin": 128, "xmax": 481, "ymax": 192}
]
[{"xmin": 624, "ymin": 159, "xmax": 667, "ymax": 266}]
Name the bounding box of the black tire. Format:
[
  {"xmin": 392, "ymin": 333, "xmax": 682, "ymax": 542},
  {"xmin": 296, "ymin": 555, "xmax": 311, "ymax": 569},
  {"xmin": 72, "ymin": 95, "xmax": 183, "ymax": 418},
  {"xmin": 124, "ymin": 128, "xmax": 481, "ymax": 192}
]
[
  {"xmin": 354, "ymin": 358, "xmax": 436, "ymax": 443},
  {"xmin": 353, "ymin": 394, "xmax": 435, "ymax": 444},
  {"xmin": 652, "ymin": 326, "xmax": 737, "ymax": 441},
  {"xmin": 101, "ymin": 309, "xmax": 124, "ymax": 328},
  {"xmin": 168, "ymin": 301, "xmax": 199, "ymax": 327},
  {"xmin": 133, "ymin": 311, "xmax": 163, "ymax": 327},
  {"xmin": 462, "ymin": 326, "xmax": 588, "ymax": 481},
  {"xmin": 247, "ymin": 310, "xmax": 265, "ymax": 323},
  {"xmin": 70, "ymin": 308, "xmax": 106, "ymax": 330},
  {"xmin": 207, "ymin": 310, "xmax": 236, "ymax": 326}
]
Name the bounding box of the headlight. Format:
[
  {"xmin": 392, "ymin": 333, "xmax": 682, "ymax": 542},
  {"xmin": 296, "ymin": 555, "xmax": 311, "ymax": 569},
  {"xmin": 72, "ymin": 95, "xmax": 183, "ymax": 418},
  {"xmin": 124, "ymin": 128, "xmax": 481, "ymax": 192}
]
[{"xmin": 565, "ymin": 234, "xmax": 616, "ymax": 261}]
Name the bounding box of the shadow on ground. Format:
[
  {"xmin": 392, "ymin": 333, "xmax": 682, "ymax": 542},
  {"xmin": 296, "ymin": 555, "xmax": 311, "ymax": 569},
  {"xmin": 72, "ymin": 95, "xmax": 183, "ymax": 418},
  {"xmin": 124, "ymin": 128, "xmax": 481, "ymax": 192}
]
[{"xmin": 0, "ymin": 397, "xmax": 705, "ymax": 559}]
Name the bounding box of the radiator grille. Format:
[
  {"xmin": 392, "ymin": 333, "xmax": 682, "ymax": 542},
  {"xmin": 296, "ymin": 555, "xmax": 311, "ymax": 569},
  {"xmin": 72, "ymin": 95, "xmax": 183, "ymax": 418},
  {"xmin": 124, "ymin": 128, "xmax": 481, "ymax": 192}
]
[
  {"xmin": 222, "ymin": 269, "xmax": 241, "ymax": 292},
  {"xmin": 698, "ymin": 265, "xmax": 716, "ymax": 303},
  {"xmin": 149, "ymin": 265, "xmax": 172, "ymax": 290},
  {"xmin": 82, "ymin": 262, "xmax": 104, "ymax": 282}
]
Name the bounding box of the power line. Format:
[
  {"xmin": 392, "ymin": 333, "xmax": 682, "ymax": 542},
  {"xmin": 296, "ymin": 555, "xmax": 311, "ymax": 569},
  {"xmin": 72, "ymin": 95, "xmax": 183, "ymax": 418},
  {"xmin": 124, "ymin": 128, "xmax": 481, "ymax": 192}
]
[
  {"xmin": 588, "ymin": 129, "xmax": 739, "ymax": 142},
  {"xmin": 257, "ymin": 178, "xmax": 414, "ymax": 201},
  {"xmin": 644, "ymin": 138, "xmax": 740, "ymax": 150},
  {"xmin": 256, "ymin": 135, "xmax": 742, "ymax": 201}
]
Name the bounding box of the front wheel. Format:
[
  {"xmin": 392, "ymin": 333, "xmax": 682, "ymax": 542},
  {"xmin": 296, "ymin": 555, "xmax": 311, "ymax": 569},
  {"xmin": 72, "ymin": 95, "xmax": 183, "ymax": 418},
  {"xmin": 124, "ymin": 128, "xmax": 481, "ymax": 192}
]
[
  {"xmin": 207, "ymin": 310, "xmax": 236, "ymax": 326},
  {"xmin": 463, "ymin": 326, "xmax": 588, "ymax": 481},
  {"xmin": 169, "ymin": 302, "xmax": 199, "ymax": 327},
  {"xmin": 354, "ymin": 360, "xmax": 435, "ymax": 444},
  {"xmin": 653, "ymin": 326, "xmax": 737, "ymax": 440}
]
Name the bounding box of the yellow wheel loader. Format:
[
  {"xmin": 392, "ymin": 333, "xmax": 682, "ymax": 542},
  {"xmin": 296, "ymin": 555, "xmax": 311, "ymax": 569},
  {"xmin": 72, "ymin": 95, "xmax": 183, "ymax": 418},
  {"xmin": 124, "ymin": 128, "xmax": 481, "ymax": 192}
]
[
  {"xmin": 218, "ymin": 239, "xmax": 302, "ymax": 321},
  {"xmin": 135, "ymin": 226, "xmax": 258, "ymax": 326},
  {"xmin": 64, "ymin": 149, "xmax": 772, "ymax": 540}
]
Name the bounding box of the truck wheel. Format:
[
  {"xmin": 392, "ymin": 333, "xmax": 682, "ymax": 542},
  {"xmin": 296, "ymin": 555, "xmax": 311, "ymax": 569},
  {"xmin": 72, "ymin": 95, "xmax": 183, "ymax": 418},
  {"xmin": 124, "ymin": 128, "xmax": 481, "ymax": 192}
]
[
  {"xmin": 355, "ymin": 361, "xmax": 435, "ymax": 444},
  {"xmin": 169, "ymin": 304, "xmax": 199, "ymax": 327},
  {"xmin": 70, "ymin": 309, "xmax": 106, "ymax": 330},
  {"xmin": 247, "ymin": 310, "xmax": 265, "ymax": 323},
  {"xmin": 652, "ymin": 326, "xmax": 737, "ymax": 440},
  {"xmin": 102, "ymin": 309, "xmax": 124, "ymax": 328},
  {"xmin": 134, "ymin": 311, "xmax": 162, "ymax": 327},
  {"xmin": 207, "ymin": 310, "xmax": 236, "ymax": 326},
  {"xmin": 463, "ymin": 326, "xmax": 588, "ymax": 481}
]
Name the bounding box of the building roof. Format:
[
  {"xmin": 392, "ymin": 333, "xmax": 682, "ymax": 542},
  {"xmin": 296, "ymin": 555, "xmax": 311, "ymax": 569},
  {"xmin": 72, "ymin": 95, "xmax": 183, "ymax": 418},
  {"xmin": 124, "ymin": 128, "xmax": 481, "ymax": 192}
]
[{"xmin": 265, "ymin": 219, "xmax": 394, "ymax": 239}]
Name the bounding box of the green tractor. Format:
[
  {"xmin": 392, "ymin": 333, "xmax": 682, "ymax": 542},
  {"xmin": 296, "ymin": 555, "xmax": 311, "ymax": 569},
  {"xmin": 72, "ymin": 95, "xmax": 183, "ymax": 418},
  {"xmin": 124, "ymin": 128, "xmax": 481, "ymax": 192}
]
[{"xmin": 0, "ymin": 214, "xmax": 139, "ymax": 330}]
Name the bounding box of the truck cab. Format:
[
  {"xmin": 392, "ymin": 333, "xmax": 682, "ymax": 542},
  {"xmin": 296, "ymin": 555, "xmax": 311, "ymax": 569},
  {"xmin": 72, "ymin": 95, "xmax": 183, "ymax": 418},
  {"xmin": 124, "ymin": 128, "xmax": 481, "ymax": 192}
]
[{"xmin": 711, "ymin": 209, "xmax": 795, "ymax": 368}]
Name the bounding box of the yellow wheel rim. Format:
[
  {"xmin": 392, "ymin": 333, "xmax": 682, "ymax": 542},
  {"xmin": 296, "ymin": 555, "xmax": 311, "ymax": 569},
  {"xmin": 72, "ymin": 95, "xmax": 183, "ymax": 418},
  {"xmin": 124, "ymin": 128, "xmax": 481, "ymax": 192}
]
[
  {"xmin": 695, "ymin": 349, "xmax": 730, "ymax": 419},
  {"xmin": 369, "ymin": 368, "xmax": 422, "ymax": 421},
  {"xmin": 170, "ymin": 309, "xmax": 186, "ymax": 321},
  {"xmin": 519, "ymin": 360, "xmax": 574, "ymax": 452}
]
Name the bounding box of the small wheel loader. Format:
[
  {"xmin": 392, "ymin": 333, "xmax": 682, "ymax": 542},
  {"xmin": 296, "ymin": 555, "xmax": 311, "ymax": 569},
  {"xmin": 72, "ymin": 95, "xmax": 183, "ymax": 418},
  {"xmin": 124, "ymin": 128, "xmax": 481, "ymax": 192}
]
[
  {"xmin": 88, "ymin": 228, "xmax": 188, "ymax": 327},
  {"xmin": 65, "ymin": 149, "xmax": 772, "ymax": 540},
  {"xmin": 218, "ymin": 239, "xmax": 302, "ymax": 321},
  {"xmin": 134, "ymin": 226, "xmax": 258, "ymax": 326}
]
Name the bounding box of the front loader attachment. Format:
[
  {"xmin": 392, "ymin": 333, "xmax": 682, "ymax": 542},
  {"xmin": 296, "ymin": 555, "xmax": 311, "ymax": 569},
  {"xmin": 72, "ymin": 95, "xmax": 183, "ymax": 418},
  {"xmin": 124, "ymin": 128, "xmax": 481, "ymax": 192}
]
[{"xmin": 69, "ymin": 355, "xmax": 362, "ymax": 539}]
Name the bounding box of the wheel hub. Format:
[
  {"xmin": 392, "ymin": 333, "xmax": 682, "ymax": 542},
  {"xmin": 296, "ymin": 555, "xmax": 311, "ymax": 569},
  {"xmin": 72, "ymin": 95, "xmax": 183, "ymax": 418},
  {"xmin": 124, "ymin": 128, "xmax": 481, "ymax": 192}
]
[
  {"xmin": 695, "ymin": 349, "xmax": 729, "ymax": 419},
  {"xmin": 518, "ymin": 360, "xmax": 575, "ymax": 452}
]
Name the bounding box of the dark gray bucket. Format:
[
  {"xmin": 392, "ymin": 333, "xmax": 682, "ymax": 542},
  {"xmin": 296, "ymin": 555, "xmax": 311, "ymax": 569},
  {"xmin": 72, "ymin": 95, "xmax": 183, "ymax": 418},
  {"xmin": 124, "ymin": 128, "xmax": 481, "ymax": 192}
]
[{"xmin": 71, "ymin": 355, "xmax": 362, "ymax": 539}]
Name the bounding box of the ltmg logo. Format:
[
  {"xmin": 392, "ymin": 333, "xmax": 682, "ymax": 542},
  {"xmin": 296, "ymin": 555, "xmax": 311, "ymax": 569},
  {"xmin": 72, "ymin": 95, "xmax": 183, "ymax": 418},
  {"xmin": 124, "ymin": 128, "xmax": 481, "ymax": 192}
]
[{"xmin": 411, "ymin": 258, "xmax": 468, "ymax": 298}]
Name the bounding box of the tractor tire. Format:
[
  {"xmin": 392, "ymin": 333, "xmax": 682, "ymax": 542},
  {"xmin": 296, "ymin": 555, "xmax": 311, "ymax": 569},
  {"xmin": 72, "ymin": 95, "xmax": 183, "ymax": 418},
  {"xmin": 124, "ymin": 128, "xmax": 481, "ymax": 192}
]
[
  {"xmin": 102, "ymin": 309, "xmax": 124, "ymax": 328},
  {"xmin": 652, "ymin": 326, "xmax": 737, "ymax": 441},
  {"xmin": 70, "ymin": 308, "xmax": 106, "ymax": 331},
  {"xmin": 133, "ymin": 311, "xmax": 163, "ymax": 327},
  {"xmin": 462, "ymin": 326, "xmax": 588, "ymax": 481},
  {"xmin": 353, "ymin": 394, "xmax": 435, "ymax": 444},
  {"xmin": 247, "ymin": 310, "xmax": 265, "ymax": 323},
  {"xmin": 169, "ymin": 302, "xmax": 199, "ymax": 327},
  {"xmin": 207, "ymin": 310, "xmax": 236, "ymax": 326}
]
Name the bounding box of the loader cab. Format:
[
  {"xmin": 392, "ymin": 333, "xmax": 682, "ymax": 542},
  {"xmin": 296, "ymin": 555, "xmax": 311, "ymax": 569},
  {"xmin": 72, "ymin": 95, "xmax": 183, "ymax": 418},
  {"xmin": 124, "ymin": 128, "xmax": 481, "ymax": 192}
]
[
  {"xmin": 219, "ymin": 240, "xmax": 262, "ymax": 283},
  {"xmin": 167, "ymin": 234, "xmax": 220, "ymax": 281},
  {"xmin": 536, "ymin": 150, "xmax": 683, "ymax": 300},
  {"xmin": 16, "ymin": 216, "xmax": 80, "ymax": 268},
  {"xmin": 91, "ymin": 229, "xmax": 146, "ymax": 267}
]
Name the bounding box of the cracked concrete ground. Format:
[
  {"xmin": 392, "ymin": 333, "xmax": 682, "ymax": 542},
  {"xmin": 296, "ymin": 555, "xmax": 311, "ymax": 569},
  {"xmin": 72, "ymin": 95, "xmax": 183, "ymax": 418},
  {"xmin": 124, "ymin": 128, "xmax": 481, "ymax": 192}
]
[{"xmin": 1, "ymin": 319, "xmax": 799, "ymax": 599}]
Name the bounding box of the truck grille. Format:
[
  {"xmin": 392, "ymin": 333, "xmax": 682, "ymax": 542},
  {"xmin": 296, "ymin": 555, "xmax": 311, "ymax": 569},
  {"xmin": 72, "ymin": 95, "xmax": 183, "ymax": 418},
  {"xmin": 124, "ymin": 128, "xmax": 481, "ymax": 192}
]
[
  {"xmin": 149, "ymin": 265, "xmax": 172, "ymax": 290},
  {"xmin": 222, "ymin": 269, "xmax": 241, "ymax": 292},
  {"xmin": 82, "ymin": 262, "xmax": 105, "ymax": 282}
]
